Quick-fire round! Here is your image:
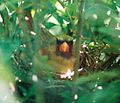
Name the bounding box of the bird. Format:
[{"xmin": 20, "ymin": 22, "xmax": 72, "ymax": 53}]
[{"xmin": 33, "ymin": 41, "xmax": 75, "ymax": 77}]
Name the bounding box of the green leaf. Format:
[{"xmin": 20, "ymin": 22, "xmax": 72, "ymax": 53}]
[
  {"xmin": 66, "ymin": 3, "xmax": 77, "ymax": 17},
  {"xmin": 59, "ymin": 90, "xmax": 72, "ymax": 103},
  {"xmin": 56, "ymin": 34, "xmax": 73, "ymax": 41},
  {"xmin": 114, "ymin": 0, "xmax": 120, "ymax": 6},
  {"xmin": 44, "ymin": 22, "xmax": 56, "ymax": 29},
  {"xmin": 98, "ymin": 27, "xmax": 120, "ymax": 52},
  {"xmin": 0, "ymin": 40, "xmax": 20, "ymax": 60},
  {"xmin": 0, "ymin": 23, "xmax": 4, "ymax": 33},
  {"xmin": 49, "ymin": 25, "xmax": 62, "ymax": 35}
]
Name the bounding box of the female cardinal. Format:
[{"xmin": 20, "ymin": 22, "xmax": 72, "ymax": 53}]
[{"xmin": 35, "ymin": 43, "xmax": 75, "ymax": 74}]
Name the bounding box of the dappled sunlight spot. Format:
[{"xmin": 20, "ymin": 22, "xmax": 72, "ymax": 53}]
[
  {"xmin": 104, "ymin": 44, "xmax": 110, "ymax": 49},
  {"xmin": 104, "ymin": 18, "xmax": 111, "ymax": 26},
  {"xmin": 25, "ymin": 16, "xmax": 29, "ymax": 21},
  {"xmin": 31, "ymin": 9, "xmax": 35, "ymax": 18},
  {"xmin": 15, "ymin": 76, "xmax": 21, "ymax": 82},
  {"xmin": 20, "ymin": 44, "xmax": 26, "ymax": 48},
  {"xmin": 78, "ymin": 68, "xmax": 83, "ymax": 72},
  {"xmin": 63, "ymin": 19, "xmax": 70, "ymax": 25},
  {"xmin": 18, "ymin": 79, "xmax": 22, "ymax": 82},
  {"xmin": 82, "ymin": 43, "xmax": 87, "ymax": 48},
  {"xmin": 30, "ymin": 31, "xmax": 36, "ymax": 36},
  {"xmin": 100, "ymin": 53, "xmax": 106, "ymax": 61},
  {"xmin": 89, "ymin": 42, "xmax": 95, "ymax": 47},
  {"xmin": 44, "ymin": 14, "xmax": 51, "ymax": 19},
  {"xmin": 55, "ymin": 1, "xmax": 65, "ymax": 12},
  {"xmin": 5, "ymin": 5, "xmax": 15, "ymax": 16},
  {"xmin": 60, "ymin": 69, "xmax": 74, "ymax": 79},
  {"xmin": 74, "ymin": 94, "xmax": 78, "ymax": 100},
  {"xmin": 16, "ymin": 17, "xmax": 19, "ymax": 25},
  {"xmin": 29, "ymin": 62, "xmax": 33, "ymax": 66},
  {"xmin": 49, "ymin": 25, "xmax": 62, "ymax": 35},
  {"xmin": 12, "ymin": 55, "xmax": 19, "ymax": 65},
  {"xmin": 116, "ymin": 55, "xmax": 120, "ymax": 63},
  {"xmin": 96, "ymin": 61, "xmax": 99, "ymax": 63},
  {"xmin": 113, "ymin": 1, "xmax": 116, "ymax": 3},
  {"xmin": 0, "ymin": 14, "xmax": 3, "ymax": 23},
  {"xmin": 48, "ymin": 16, "xmax": 59, "ymax": 25},
  {"xmin": 18, "ymin": 1, "xmax": 24, "ymax": 7},
  {"xmin": 116, "ymin": 6, "xmax": 120, "ymax": 13},
  {"xmin": 95, "ymin": 84, "xmax": 98, "ymax": 88},
  {"xmin": 97, "ymin": 77, "xmax": 100, "ymax": 80},
  {"xmin": 15, "ymin": 77, "xmax": 19, "ymax": 81},
  {"xmin": 97, "ymin": 86, "xmax": 103, "ymax": 90},
  {"xmin": 79, "ymin": 50, "xmax": 84, "ymax": 54},
  {"xmin": 95, "ymin": 84, "xmax": 103, "ymax": 90},
  {"xmin": 11, "ymin": 54, "xmax": 14, "ymax": 58},
  {"xmin": 40, "ymin": 23, "xmax": 45, "ymax": 28},
  {"xmin": 32, "ymin": 74, "xmax": 38, "ymax": 82},
  {"xmin": 92, "ymin": 14, "xmax": 98, "ymax": 20},
  {"xmin": 62, "ymin": 19, "xmax": 70, "ymax": 27},
  {"xmin": 107, "ymin": 10, "xmax": 111, "ymax": 16},
  {"xmin": 115, "ymin": 23, "xmax": 120, "ymax": 30},
  {"xmin": 14, "ymin": 49, "xmax": 17, "ymax": 52}
]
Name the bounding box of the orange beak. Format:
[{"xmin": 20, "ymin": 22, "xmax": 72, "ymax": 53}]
[{"xmin": 59, "ymin": 42, "xmax": 69, "ymax": 53}]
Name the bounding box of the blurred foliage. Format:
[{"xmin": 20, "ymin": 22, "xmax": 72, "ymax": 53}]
[
  {"xmin": 0, "ymin": 45, "xmax": 17, "ymax": 103},
  {"xmin": 0, "ymin": 0, "xmax": 120, "ymax": 103}
]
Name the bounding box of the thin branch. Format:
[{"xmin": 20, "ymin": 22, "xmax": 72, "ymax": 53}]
[
  {"xmin": 74, "ymin": 0, "xmax": 85, "ymax": 78},
  {"xmin": 72, "ymin": 0, "xmax": 85, "ymax": 102}
]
